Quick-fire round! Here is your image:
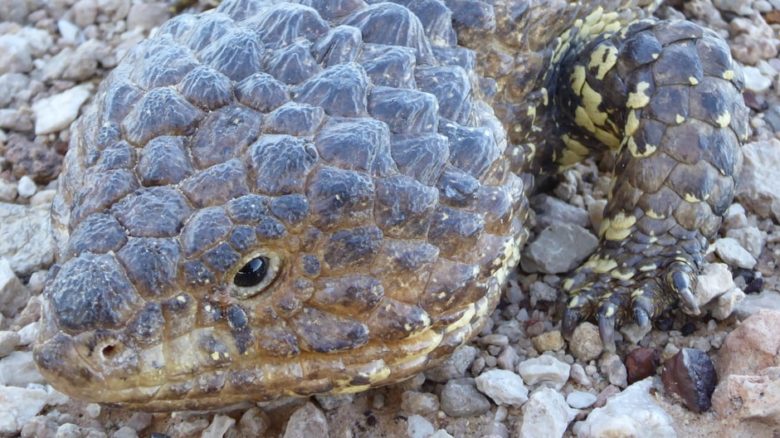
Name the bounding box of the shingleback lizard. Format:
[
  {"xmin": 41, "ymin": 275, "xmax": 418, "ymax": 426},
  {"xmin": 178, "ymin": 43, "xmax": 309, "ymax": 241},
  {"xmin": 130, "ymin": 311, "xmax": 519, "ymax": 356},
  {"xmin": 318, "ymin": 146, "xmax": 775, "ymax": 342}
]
[{"xmin": 33, "ymin": 0, "xmax": 748, "ymax": 411}]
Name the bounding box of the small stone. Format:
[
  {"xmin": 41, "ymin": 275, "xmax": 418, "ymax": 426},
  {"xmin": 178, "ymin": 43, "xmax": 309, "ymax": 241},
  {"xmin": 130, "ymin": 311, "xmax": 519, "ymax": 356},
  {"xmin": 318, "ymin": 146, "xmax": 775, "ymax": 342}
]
[
  {"xmin": 742, "ymin": 66, "xmax": 773, "ymax": 92},
  {"xmin": 283, "ymin": 402, "xmax": 328, "ymax": 438},
  {"xmin": 711, "ymin": 366, "xmax": 780, "ymax": 424},
  {"xmin": 5, "ymin": 136, "xmax": 63, "ymax": 183},
  {"xmin": 440, "ymin": 378, "xmax": 491, "ymax": 417},
  {"xmin": 569, "ymin": 322, "xmax": 603, "ymax": 362},
  {"xmin": 426, "ymin": 345, "xmax": 478, "ymax": 382},
  {"xmin": 619, "ymin": 322, "xmax": 652, "ymax": 344},
  {"xmin": 0, "ymin": 180, "xmax": 17, "ymax": 203},
  {"xmin": 737, "ymin": 139, "xmax": 780, "ymax": 219},
  {"xmin": 718, "ymin": 309, "xmax": 780, "ymax": 376},
  {"xmin": 694, "ymin": 263, "xmax": 736, "ymax": 307},
  {"xmin": 0, "ymin": 35, "xmax": 33, "ymax": 75},
  {"xmin": 475, "ymin": 369, "xmax": 529, "ymax": 407},
  {"xmin": 17, "ymin": 176, "xmax": 36, "ymax": 198},
  {"xmin": 0, "ymin": 203, "xmax": 54, "ymax": 275},
  {"xmin": 171, "ymin": 418, "xmax": 209, "ymax": 436},
  {"xmin": 0, "ymin": 331, "xmax": 19, "ymax": 357},
  {"xmin": 661, "ymin": 348, "xmax": 717, "ymax": 413},
  {"xmin": 531, "ymin": 194, "xmax": 590, "ymax": 229},
  {"xmin": 735, "ymin": 290, "xmax": 780, "ymax": 318},
  {"xmin": 201, "ymin": 415, "xmax": 235, "ymax": 438},
  {"xmin": 401, "ymin": 391, "xmax": 439, "ymax": 415},
  {"xmin": 85, "ymin": 403, "xmax": 101, "ymax": 419},
  {"xmin": 0, "ymin": 108, "xmax": 33, "ymax": 132},
  {"xmin": 125, "ymin": 412, "xmax": 152, "ymax": 432},
  {"xmin": 725, "ymin": 227, "xmax": 765, "ymax": 259},
  {"xmin": 566, "ymin": 391, "xmax": 597, "ymax": 409},
  {"xmin": 126, "ymin": 2, "xmax": 170, "ymax": 31},
  {"xmin": 314, "ymin": 394, "xmax": 353, "ymax": 410},
  {"xmin": 714, "ymin": 237, "xmax": 757, "ymax": 269},
  {"xmin": 238, "ymin": 408, "xmax": 269, "ymax": 437},
  {"xmin": 111, "ymin": 427, "xmax": 137, "ymax": 438},
  {"xmin": 406, "ymin": 415, "xmax": 434, "ymax": 438},
  {"xmin": 517, "ymin": 355, "xmax": 571, "ymax": 390},
  {"xmin": 599, "ymin": 352, "xmax": 628, "ymax": 388},
  {"xmin": 711, "ymin": 287, "xmax": 746, "ymax": 320},
  {"xmin": 722, "ymin": 203, "xmax": 748, "ymax": 229},
  {"xmin": 72, "ymin": 0, "xmax": 99, "ymax": 26},
  {"xmin": 532, "ymin": 330, "xmax": 565, "ymax": 353},
  {"xmin": 521, "ymin": 223, "xmax": 598, "ymax": 273},
  {"xmin": 55, "ymin": 423, "xmax": 84, "ymax": 438},
  {"xmin": 57, "ymin": 20, "xmax": 80, "ymax": 44},
  {"xmin": 496, "ymin": 346, "xmax": 518, "ymax": 370},
  {"xmin": 430, "ymin": 430, "xmax": 454, "ymax": 438},
  {"xmin": 20, "ymin": 415, "xmax": 58, "ymax": 438},
  {"xmin": 0, "ymin": 351, "xmax": 45, "ymax": 386},
  {"xmin": 529, "ymin": 281, "xmax": 558, "ymax": 306},
  {"xmin": 32, "ymin": 83, "xmax": 94, "ymax": 135},
  {"xmin": 0, "ymin": 257, "xmax": 30, "ymax": 317},
  {"xmin": 569, "ymin": 363, "xmax": 592, "ymax": 387},
  {"xmin": 625, "ymin": 347, "xmax": 659, "ymax": 384},
  {"xmin": 517, "ymin": 388, "xmax": 576, "ymax": 438},
  {"xmin": 0, "ymin": 385, "xmax": 48, "ymax": 435}
]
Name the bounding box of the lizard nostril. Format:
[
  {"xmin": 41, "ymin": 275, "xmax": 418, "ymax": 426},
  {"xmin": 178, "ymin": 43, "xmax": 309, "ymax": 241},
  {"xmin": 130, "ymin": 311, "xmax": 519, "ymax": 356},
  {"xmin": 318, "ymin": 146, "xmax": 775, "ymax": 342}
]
[{"xmin": 101, "ymin": 344, "xmax": 119, "ymax": 360}]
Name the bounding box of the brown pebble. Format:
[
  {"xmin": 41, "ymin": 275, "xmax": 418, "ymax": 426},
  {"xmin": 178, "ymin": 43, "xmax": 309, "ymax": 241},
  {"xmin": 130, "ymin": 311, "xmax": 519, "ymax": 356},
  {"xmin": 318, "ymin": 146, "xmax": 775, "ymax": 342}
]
[
  {"xmin": 661, "ymin": 348, "xmax": 717, "ymax": 413},
  {"xmin": 626, "ymin": 347, "xmax": 659, "ymax": 384}
]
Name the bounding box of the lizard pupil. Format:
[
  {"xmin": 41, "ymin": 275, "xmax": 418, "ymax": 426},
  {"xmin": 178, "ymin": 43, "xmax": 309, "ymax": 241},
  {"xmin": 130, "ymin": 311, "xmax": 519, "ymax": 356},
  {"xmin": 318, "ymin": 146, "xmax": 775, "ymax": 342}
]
[{"xmin": 234, "ymin": 257, "xmax": 269, "ymax": 287}]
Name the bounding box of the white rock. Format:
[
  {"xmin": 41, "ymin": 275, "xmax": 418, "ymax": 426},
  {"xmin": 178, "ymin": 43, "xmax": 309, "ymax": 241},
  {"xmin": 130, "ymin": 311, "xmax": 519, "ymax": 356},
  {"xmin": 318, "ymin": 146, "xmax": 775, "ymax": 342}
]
[
  {"xmin": 0, "ymin": 203, "xmax": 54, "ymax": 275},
  {"xmin": 518, "ymin": 388, "xmax": 577, "ymax": 438},
  {"xmin": 736, "ymin": 139, "xmax": 780, "ymax": 219},
  {"xmin": 72, "ymin": 0, "xmax": 99, "ymax": 27},
  {"xmin": 0, "ymin": 351, "xmax": 45, "ymax": 386},
  {"xmin": 16, "ymin": 322, "xmax": 37, "ymax": 346},
  {"xmin": 517, "ymin": 355, "xmax": 571, "ymax": 390},
  {"xmin": 31, "ymin": 83, "xmax": 94, "ymax": 135},
  {"xmin": 112, "ymin": 426, "xmax": 138, "ymax": 438},
  {"xmin": 712, "ymin": 288, "xmax": 746, "ymax": 320},
  {"xmin": 407, "ymin": 415, "xmax": 434, "ymax": 438},
  {"xmin": 743, "ymin": 66, "xmax": 772, "ymax": 93},
  {"xmin": 16, "ymin": 28, "xmax": 52, "ymax": 57},
  {"xmin": 0, "ymin": 179, "xmax": 17, "ymax": 202},
  {"xmin": 725, "ymin": 227, "xmax": 765, "ymax": 259},
  {"xmin": 16, "ymin": 176, "xmax": 36, "ymax": 198},
  {"xmin": 201, "ymin": 414, "xmax": 235, "ymax": 438},
  {"xmin": 715, "ymin": 237, "xmax": 757, "ymax": 269},
  {"xmin": 0, "ymin": 258, "xmax": 30, "ymax": 317},
  {"xmin": 566, "ymin": 391, "xmax": 597, "ymax": 409},
  {"xmin": 430, "ymin": 430, "xmax": 453, "ymax": 438},
  {"xmin": 57, "ymin": 19, "xmax": 80, "ymax": 44},
  {"xmin": 0, "ymin": 385, "xmax": 49, "ymax": 435},
  {"xmin": 0, "ymin": 331, "xmax": 19, "ymax": 358},
  {"xmin": 283, "ymin": 402, "xmax": 328, "ymax": 438},
  {"xmin": 695, "ymin": 263, "xmax": 735, "ymax": 307},
  {"xmin": 575, "ymin": 379, "xmax": 676, "ymax": 438},
  {"xmin": 735, "ymin": 290, "xmax": 780, "ymax": 319},
  {"xmin": 475, "ymin": 369, "xmax": 529, "ymax": 407},
  {"xmin": 0, "ymin": 35, "xmax": 33, "ymax": 74}
]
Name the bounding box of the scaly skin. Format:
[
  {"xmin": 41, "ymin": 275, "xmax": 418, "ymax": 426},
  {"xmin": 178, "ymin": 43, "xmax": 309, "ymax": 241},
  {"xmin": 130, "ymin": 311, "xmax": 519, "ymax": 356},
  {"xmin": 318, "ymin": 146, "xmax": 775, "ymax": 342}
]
[{"xmin": 33, "ymin": 0, "xmax": 747, "ymax": 410}]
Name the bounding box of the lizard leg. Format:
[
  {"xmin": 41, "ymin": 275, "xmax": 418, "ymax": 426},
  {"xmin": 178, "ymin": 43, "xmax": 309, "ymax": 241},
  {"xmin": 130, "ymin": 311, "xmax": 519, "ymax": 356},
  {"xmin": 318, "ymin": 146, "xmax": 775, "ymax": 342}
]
[{"xmin": 551, "ymin": 19, "xmax": 749, "ymax": 345}]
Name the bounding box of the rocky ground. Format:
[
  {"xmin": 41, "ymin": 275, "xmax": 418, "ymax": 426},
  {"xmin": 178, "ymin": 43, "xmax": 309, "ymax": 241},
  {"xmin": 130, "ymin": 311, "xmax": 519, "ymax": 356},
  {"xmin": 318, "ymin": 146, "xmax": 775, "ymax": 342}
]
[{"xmin": 0, "ymin": 0, "xmax": 779, "ymax": 437}]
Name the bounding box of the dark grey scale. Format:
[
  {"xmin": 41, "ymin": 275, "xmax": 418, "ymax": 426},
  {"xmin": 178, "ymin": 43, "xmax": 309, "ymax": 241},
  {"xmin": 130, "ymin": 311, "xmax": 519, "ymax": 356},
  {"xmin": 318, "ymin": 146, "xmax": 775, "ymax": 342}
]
[
  {"xmin": 191, "ymin": 105, "xmax": 262, "ymax": 169},
  {"xmin": 618, "ymin": 30, "xmax": 662, "ymax": 70},
  {"xmin": 314, "ymin": 118, "xmax": 394, "ymax": 175},
  {"xmin": 415, "ymin": 66, "xmax": 472, "ymax": 124},
  {"xmin": 269, "ymin": 194, "xmax": 310, "ymax": 226},
  {"xmin": 155, "ymin": 13, "xmax": 198, "ymax": 42},
  {"xmin": 436, "ymin": 166, "xmax": 480, "ymax": 207},
  {"xmin": 625, "ymin": 152, "xmax": 677, "ymax": 193},
  {"xmin": 121, "ymin": 87, "xmax": 203, "ymax": 146},
  {"xmin": 226, "ymin": 304, "xmax": 253, "ymax": 354},
  {"xmin": 343, "ymin": 2, "xmax": 434, "ymax": 64},
  {"xmin": 116, "ymin": 238, "xmax": 181, "ymax": 297},
  {"xmin": 306, "ymin": 166, "xmax": 375, "ymax": 229},
  {"xmin": 247, "ymin": 135, "xmax": 319, "ymax": 195},
  {"xmin": 389, "ymin": 133, "xmax": 449, "ymax": 185},
  {"xmin": 647, "ymin": 85, "xmax": 689, "ymax": 125},
  {"xmin": 126, "ymin": 303, "xmax": 164, "ymax": 346},
  {"xmin": 98, "ymin": 80, "xmax": 142, "ymax": 126},
  {"xmin": 441, "ymin": 0, "xmax": 494, "ymax": 31},
  {"xmin": 290, "ymin": 307, "xmax": 369, "ymax": 353},
  {"xmin": 652, "ymin": 42, "xmax": 704, "ymax": 87},
  {"xmin": 368, "ymin": 86, "xmax": 438, "ymax": 134},
  {"xmin": 65, "ymin": 213, "xmax": 127, "ymax": 258},
  {"xmin": 310, "ymin": 26, "xmax": 362, "ymax": 68},
  {"xmin": 305, "ymin": 0, "xmax": 367, "ymax": 20},
  {"xmin": 235, "ymin": 73, "xmax": 290, "ymax": 113},
  {"xmin": 311, "ymin": 275, "xmax": 384, "ymax": 314},
  {"xmin": 393, "ymin": 0, "xmax": 457, "ymax": 47},
  {"xmin": 178, "ymin": 66, "xmax": 234, "ymax": 110},
  {"xmin": 93, "ymin": 123, "xmax": 124, "ymax": 154},
  {"xmin": 374, "ymin": 174, "xmax": 438, "ymax": 239},
  {"xmin": 137, "ymin": 136, "xmax": 193, "ymax": 186},
  {"xmin": 652, "ymin": 20, "xmax": 703, "ymax": 46},
  {"xmin": 294, "ymin": 63, "xmax": 369, "ymax": 117},
  {"xmin": 226, "ymin": 194, "xmax": 271, "ymax": 224},
  {"xmin": 183, "ymin": 13, "xmax": 234, "ymax": 52},
  {"xmin": 254, "ymin": 215, "xmax": 287, "ymax": 241},
  {"xmin": 130, "ymin": 36, "xmax": 199, "ymax": 89},
  {"xmin": 200, "ymin": 335, "xmax": 231, "ymax": 365},
  {"xmin": 427, "ymin": 206, "xmax": 485, "ymax": 257},
  {"xmin": 201, "ymin": 243, "xmax": 242, "ymax": 273},
  {"xmin": 95, "ymin": 141, "xmax": 135, "ymax": 171},
  {"xmin": 323, "ymin": 226, "xmax": 383, "ymax": 271},
  {"xmin": 247, "ymin": 3, "xmax": 330, "ymax": 49},
  {"xmin": 420, "ymin": 259, "xmax": 479, "ymax": 314},
  {"xmin": 688, "ymin": 79, "xmax": 739, "ymax": 129},
  {"xmin": 696, "ymin": 34, "xmax": 737, "ymax": 79},
  {"xmin": 359, "ymin": 44, "xmax": 417, "ymax": 89},
  {"xmin": 198, "ymin": 28, "xmax": 265, "ymax": 82},
  {"xmin": 263, "ymin": 102, "xmax": 325, "ymax": 136},
  {"xmin": 180, "ymin": 207, "xmax": 233, "ymax": 257},
  {"xmin": 431, "ymin": 46, "xmax": 475, "ymax": 71},
  {"xmin": 266, "ymin": 40, "xmax": 322, "ymax": 85},
  {"xmin": 439, "ymin": 122, "xmax": 499, "ymax": 180},
  {"xmin": 255, "ymin": 325, "xmax": 300, "ymax": 357},
  {"xmin": 300, "ymin": 254, "xmax": 321, "ymax": 277},
  {"xmin": 661, "ymin": 121, "xmax": 711, "ymax": 165},
  {"xmin": 179, "ymin": 159, "xmax": 250, "ymax": 208},
  {"xmin": 476, "ymin": 185, "xmax": 515, "ymax": 234},
  {"xmin": 367, "ymin": 299, "xmax": 428, "ymax": 340},
  {"xmin": 112, "ymin": 186, "xmax": 193, "ymax": 238},
  {"xmin": 70, "ymin": 169, "xmax": 139, "ymax": 226},
  {"xmin": 215, "ymin": 0, "xmax": 267, "ymax": 21},
  {"xmin": 228, "ymin": 226, "xmax": 257, "ymax": 253},
  {"xmin": 371, "ymin": 240, "xmax": 439, "ymax": 296},
  {"xmin": 182, "ymin": 259, "xmax": 216, "ymax": 287},
  {"xmin": 48, "ymin": 253, "xmax": 142, "ymax": 331}
]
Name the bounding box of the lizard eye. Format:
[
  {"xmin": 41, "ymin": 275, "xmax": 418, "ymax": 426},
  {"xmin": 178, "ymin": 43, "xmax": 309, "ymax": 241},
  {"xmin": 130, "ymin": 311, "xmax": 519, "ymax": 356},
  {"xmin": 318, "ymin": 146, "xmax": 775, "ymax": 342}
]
[{"xmin": 231, "ymin": 252, "xmax": 282, "ymax": 299}]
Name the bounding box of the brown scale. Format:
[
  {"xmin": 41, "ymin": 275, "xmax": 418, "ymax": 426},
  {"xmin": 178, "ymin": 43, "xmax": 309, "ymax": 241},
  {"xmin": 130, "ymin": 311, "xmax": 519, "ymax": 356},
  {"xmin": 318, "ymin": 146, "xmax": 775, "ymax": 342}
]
[{"xmin": 34, "ymin": 0, "xmax": 747, "ymax": 410}]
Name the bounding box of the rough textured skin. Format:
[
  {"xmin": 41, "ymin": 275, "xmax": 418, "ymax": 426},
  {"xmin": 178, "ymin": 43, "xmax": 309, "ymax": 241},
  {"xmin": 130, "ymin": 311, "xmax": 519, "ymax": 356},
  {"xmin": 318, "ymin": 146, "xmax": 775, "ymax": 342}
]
[{"xmin": 33, "ymin": 0, "xmax": 747, "ymax": 410}]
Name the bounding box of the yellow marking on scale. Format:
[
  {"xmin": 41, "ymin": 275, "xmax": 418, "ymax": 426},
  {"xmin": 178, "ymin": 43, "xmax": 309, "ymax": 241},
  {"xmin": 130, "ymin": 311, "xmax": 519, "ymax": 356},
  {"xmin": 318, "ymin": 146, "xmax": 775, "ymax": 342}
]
[
  {"xmin": 722, "ymin": 70, "xmax": 735, "ymax": 80},
  {"xmin": 604, "ymin": 212, "xmax": 636, "ymax": 240},
  {"xmin": 588, "ymin": 44, "xmax": 619, "ymax": 80},
  {"xmin": 604, "ymin": 305, "xmax": 616, "ymax": 317},
  {"xmin": 563, "ymin": 278, "xmax": 574, "ymax": 291},
  {"xmin": 583, "ymin": 255, "xmax": 618, "ymax": 273},
  {"xmin": 567, "ymin": 296, "xmax": 581, "ymax": 308},
  {"xmin": 627, "ymin": 82, "xmax": 651, "ymax": 108},
  {"xmin": 645, "ymin": 209, "xmax": 664, "ymax": 219},
  {"xmin": 625, "ymin": 110, "xmax": 640, "ymax": 137},
  {"xmin": 571, "ymin": 65, "xmax": 586, "ymax": 95},
  {"xmin": 581, "ymin": 82, "xmax": 608, "ymax": 126},
  {"xmin": 628, "ymin": 136, "xmax": 657, "ymax": 158},
  {"xmin": 639, "ymin": 263, "xmax": 657, "ymax": 272},
  {"xmin": 611, "ymin": 269, "xmax": 634, "ymax": 281},
  {"xmin": 688, "ymin": 76, "xmax": 699, "ymax": 85},
  {"xmin": 684, "ymin": 193, "xmax": 701, "ymax": 203},
  {"xmin": 716, "ymin": 112, "xmax": 731, "ymax": 128},
  {"xmin": 676, "ymin": 114, "xmax": 685, "ymax": 124}
]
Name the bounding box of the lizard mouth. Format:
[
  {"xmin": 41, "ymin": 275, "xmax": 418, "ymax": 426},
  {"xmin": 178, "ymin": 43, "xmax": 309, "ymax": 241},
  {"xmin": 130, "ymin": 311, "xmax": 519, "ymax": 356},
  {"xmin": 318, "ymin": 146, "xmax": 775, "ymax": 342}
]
[{"xmin": 34, "ymin": 287, "xmax": 499, "ymax": 411}]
